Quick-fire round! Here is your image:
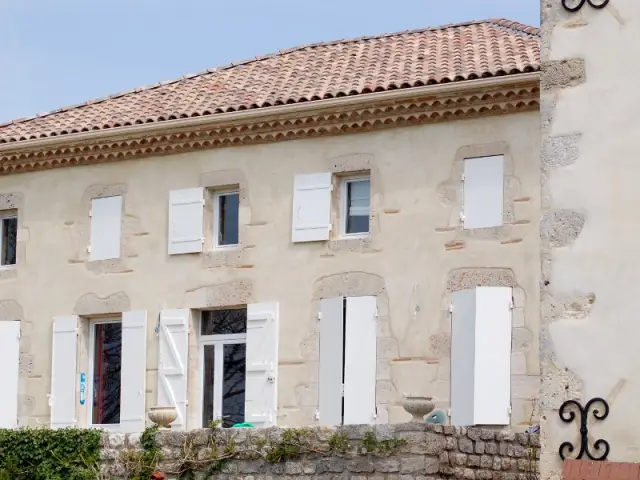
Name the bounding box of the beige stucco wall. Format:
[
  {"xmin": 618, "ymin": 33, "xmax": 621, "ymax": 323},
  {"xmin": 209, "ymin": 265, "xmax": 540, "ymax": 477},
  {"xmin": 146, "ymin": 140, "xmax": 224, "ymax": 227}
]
[
  {"xmin": 541, "ymin": 0, "xmax": 640, "ymax": 477},
  {"xmin": 0, "ymin": 110, "xmax": 540, "ymax": 430}
]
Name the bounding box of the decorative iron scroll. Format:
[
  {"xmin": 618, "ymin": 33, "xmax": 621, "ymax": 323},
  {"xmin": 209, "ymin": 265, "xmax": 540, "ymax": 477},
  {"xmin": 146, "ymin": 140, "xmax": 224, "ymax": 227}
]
[
  {"xmin": 562, "ymin": 0, "xmax": 610, "ymax": 12},
  {"xmin": 559, "ymin": 397, "xmax": 610, "ymax": 461}
]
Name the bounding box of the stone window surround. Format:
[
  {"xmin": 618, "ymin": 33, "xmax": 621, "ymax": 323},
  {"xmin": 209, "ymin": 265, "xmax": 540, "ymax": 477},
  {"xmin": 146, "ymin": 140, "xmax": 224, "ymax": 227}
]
[
  {"xmin": 436, "ymin": 142, "xmax": 531, "ymax": 244},
  {"xmin": 429, "ymin": 268, "xmax": 537, "ymax": 427},
  {"xmin": 200, "ymin": 170, "xmax": 251, "ymax": 269},
  {"xmin": 72, "ymin": 184, "xmax": 146, "ymax": 275},
  {"xmin": 0, "ymin": 192, "xmax": 25, "ymax": 280},
  {"xmin": 327, "ymin": 153, "xmax": 382, "ymax": 254},
  {"xmin": 295, "ymin": 271, "xmax": 396, "ymax": 426}
]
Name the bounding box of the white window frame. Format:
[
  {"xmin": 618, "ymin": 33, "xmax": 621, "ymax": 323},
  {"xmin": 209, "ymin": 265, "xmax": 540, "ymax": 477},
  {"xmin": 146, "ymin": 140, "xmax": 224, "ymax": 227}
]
[
  {"xmin": 339, "ymin": 175, "xmax": 371, "ymax": 238},
  {"xmin": 198, "ymin": 311, "xmax": 247, "ymax": 426},
  {"xmin": 86, "ymin": 317, "xmax": 123, "ymax": 431},
  {"xmin": 0, "ymin": 212, "xmax": 17, "ymax": 268},
  {"xmin": 213, "ymin": 190, "xmax": 240, "ymax": 250}
]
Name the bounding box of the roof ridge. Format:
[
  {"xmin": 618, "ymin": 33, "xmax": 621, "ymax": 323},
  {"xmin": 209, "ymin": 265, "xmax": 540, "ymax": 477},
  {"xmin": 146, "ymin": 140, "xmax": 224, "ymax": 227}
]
[{"xmin": 0, "ymin": 18, "xmax": 539, "ymax": 131}]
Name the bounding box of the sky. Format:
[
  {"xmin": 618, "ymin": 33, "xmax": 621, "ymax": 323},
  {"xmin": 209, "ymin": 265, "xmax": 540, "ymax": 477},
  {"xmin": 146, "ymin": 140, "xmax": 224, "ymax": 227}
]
[{"xmin": 0, "ymin": 0, "xmax": 539, "ymax": 124}]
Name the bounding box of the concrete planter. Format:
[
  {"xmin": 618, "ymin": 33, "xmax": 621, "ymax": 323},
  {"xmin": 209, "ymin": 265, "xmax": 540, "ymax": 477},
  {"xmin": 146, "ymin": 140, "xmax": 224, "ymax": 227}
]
[
  {"xmin": 148, "ymin": 406, "xmax": 178, "ymax": 429},
  {"xmin": 402, "ymin": 396, "xmax": 435, "ymax": 422}
]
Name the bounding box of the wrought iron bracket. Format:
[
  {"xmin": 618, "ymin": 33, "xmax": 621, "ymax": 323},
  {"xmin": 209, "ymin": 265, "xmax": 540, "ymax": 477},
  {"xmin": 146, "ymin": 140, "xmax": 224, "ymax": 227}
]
[
  {"xmin": 559, "ymin": 397, "xmax": 610, "ymax": 461},
  {"xmin": 562, "ymin": 0, "xmax": 610, "ymax": 12}
]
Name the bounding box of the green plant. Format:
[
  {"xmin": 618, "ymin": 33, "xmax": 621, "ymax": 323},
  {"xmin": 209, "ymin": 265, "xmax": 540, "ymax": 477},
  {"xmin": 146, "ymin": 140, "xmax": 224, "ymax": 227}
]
[
  {"xmin": 327, "ymin": 431, "xmax": 350, "ymax": 454},
  {"xmin": 264, "ymin": 428, "xmax": 314, "ymax": 463},
  {"xmin": 362, "ymin": 429, "xmax": 407, "ymax": 454},
  {"xmin": 0, "ymin": 427, "xmax": 101, "ymax": 480}
]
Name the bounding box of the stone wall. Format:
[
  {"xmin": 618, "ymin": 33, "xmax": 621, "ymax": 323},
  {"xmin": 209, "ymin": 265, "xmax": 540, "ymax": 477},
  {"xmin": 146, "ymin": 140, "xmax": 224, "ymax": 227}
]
[{"xmin": 101, "ymin": 424, "xmax": 539, "ymax": 479}]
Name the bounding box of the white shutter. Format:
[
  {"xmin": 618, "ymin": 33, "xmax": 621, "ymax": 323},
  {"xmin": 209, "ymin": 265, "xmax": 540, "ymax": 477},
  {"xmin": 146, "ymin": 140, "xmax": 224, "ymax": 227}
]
[
  {"xmin": 90, "ymin": 196, "xmax": 123, "ymax": 261},
  {"xmin": 51, "ymin": 315, "xmax": 78, "ymax": 429},
  {"xmin": 450, "ymin": 289, "xmax": 476, "ymax": 426},
  {"xmin": 158, "ymin": 309, "xmax": 190, "ymax": 430},
  {"xmin": 291, "ymin": 173, "xmax": 332, "ymax": 242},
  {"xmin": 120, "ymin": 310, "xmax": 147, "ymax": 433},
  {"xmin": 463, "ymin": 155, "xmax": 504, "ymax": 229},
  {"xmin": 318, "ymin": 297, "xmax": 344, "ymax": 426},
  {"xmin": 0, "ymin": 321, "xmax": 20, "ymax": 428},
  {"xmin": 246, "ymin": 302, "xmax": 279, "ymax": 427},
  {"xmin": 451, "ymin": 287, "xmax": 512, "ymax": 426},
  {"xmin": 343, "ymin": 296, "xmax": 377, "ymax": 425},
  {"xmin": 168, "ymin": 188, "xmax": 205, "ymax": 254}
]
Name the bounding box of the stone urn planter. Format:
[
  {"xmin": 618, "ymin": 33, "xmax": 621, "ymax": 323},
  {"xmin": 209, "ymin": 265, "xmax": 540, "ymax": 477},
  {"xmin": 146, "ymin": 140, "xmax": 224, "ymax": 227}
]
[
  {"xmin": 148, "ymin": 406, "xmax": 178, "ymax": 429},
  {"xmin": 402, "ymin": 396, "xmax": 435, "ymax": 422}
]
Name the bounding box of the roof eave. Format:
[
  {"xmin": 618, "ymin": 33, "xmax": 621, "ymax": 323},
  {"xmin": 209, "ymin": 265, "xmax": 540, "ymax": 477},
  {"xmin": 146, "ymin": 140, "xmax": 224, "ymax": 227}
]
[{"xmin": 0, "ymin": 72, "xmax": 540, "ymax": 154}]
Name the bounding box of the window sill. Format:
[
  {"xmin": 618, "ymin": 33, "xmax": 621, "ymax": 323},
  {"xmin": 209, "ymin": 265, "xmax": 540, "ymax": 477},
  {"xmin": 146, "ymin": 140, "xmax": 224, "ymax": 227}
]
[
  {"xmin": 212, "ymin": 244, "xmax": 241, "ymax": 251},
  {"xmin": 90, "ymin": 424, "xmax": 123, "ymax": 432},
  {"xmin": 338, "ymin": 233, "xmax": 370, "ymax": 240},
  {"xmin": 0, "ymin": 264, "xmax": 16, "ymax": 270}
]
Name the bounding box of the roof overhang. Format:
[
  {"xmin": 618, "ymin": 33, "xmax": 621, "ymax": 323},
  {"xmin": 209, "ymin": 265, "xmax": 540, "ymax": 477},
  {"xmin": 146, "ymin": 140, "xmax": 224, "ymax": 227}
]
[{"xmin": 0, "ymin": 72, "xmax": 539, "ymax": 176}]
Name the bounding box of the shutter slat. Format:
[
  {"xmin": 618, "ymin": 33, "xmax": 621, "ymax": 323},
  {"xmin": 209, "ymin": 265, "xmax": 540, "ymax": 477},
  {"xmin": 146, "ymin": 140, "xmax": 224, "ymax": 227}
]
[
  {"xmin": 168, "ymin": 188, "xmax": 204, "ymax": 254},
  {"xmin": 51, "ymin": 315, "xmax": 78, "ymax": 429},
  {"xmin": 343, "ymin": 296, "xmax": 377, "ymax": 425},
  {"xmin": 463, "ymin": 155, "xmax": 504, "ymax": 229},
  {"xmin": 291, "ymin": 173, "xmax": 332, "ymax": 242},
  {"xmin": 120, "ymin": 310, "xmax": 147, "ymax": 433},
  {"xmin": 158, "ymin": 309, "xmax": 190, "ymax": 430},
  {"xmin": 246, "ymin": 302, "xmax": 279, "ymax": 427},
  {"xmin": 0, "ymin": 321, "xmax": 20, "ymax": 428},
  {"xmin": 90, "ymin": 196, "xmax": 123, "ymax": 261},
  {"xmin": 318, "ymin": 297, "xmax": 344, "ymax": 426},
  {"xmin": 451, "ymin": 289, "xmax": 477, "ymax": 427}
]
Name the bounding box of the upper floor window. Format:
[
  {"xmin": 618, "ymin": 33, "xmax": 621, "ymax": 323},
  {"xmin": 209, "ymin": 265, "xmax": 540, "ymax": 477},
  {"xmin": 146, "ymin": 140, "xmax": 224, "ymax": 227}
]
[
  {"xmin": 214, "ymin": 191, "xmax": 240, "ymax": 248},
  {"xmin": 341, "ymin": 176, "xmax": 370, "ymax": 236},
  {"xmin": 0, "ymin": 212, "xmax": 17, "ymax": 267}
]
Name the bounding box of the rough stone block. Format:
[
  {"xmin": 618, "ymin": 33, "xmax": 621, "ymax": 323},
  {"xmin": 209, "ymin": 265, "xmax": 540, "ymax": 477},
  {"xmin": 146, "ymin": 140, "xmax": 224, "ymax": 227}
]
[
  {"xmin": 458, "ymin": 437, "xmax": 474, "ymax": 454},
  {"xmin": 467, "ymin": 455, "xmax": 480, "ymax": 468},
  {"xmin": 475, "ymin": 441, "xmax": 485, "ymax": 454},
  {"xmin": 108, "ymin": 433, "xmax": 125, "ymax": 448},
  {"xmin": 374, "ymin": 424, "xmax": 396, "ymax": 441},
  {"xmin": 347, "ymin": 457, "xmax": 375, "ymax": 473},
  {"xmin": 375, "ymin": 458, "xmax": 400, "ymax": 473},
  {"xmin": 317, "ymin": 457, "xmax": 345, "ymax": 473},
  {"xmin": 541, "ymin": 58, "xmax": 586, "ymax": 90},
  {"xmin": 445, "ymin": 436, "xmax": 458, "ymax": 450},
  {"xmin": 480, "ymin": 456, "xmax": 493, "ymax": 469},
  {"xmin": 466, "ymin": 428, "xmax": 482, "ymax": 441},
  {"xmin": 485, "ymin": 442, "xmax": 498, "ymax": 455},
  {"xmin": 450, "ymin": 453, "xmax": 468, "ymax": 467},
  {"xmin": 480, "ymin": 430, "xmax": 495, "ymax": 441}
]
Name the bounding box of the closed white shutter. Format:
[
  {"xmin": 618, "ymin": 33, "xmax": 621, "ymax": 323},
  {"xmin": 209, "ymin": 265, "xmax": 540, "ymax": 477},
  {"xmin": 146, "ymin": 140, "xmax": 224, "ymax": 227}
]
[
  {"xmin": 246, "ymin": 302, "xmax": 279, "ymax": 427},
  {"xmin": 463, "ymin": 155, "xmax": 504, "ymax": 229},
  {"xmin": 0, "ymin": 321, "xmax": 20, "ymax": 428},
  {"xmin": 120, "ymin": 310, "xmax": 147, "ymax": 433},
  {"xmin": 90, "ymin": 196, "xmax": 123, "ymax": 261},
  {"xmin": 51, "ymin": 315, "xmax": 79, "ymax": 429},
  {"xmin": 157, "ymin": 309, "xmax": 190, "ymax": 430},
  {"xmin": 168, "ymin": 188, "xmax": 205, "ymax": 254},
  {"xmin": 318, "ymin": 297, "xmax": 344, "ymax": 426},
  {"xmin": 291, "ymin": 173, "xmax": 332, "ymax": 242},
  {"xmin": 451, "ymin": 287, "xmax": 512, "ymax": 426},
  {"xmin": 343, "ymin": 296, "xmax": 377, "ymax": 425},
  {"xmin": 450, "ymin": 289, "xmax": 477, "ymax": 427}
]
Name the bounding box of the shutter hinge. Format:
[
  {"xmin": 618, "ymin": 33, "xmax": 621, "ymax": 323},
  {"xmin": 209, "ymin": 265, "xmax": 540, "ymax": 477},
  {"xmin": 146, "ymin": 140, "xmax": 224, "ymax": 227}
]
[
  {"xmin": 201, "ymin": 237, "xmax": 205, "ymax": 245},
  {"xmin": 89, "ymin": 209, "xmax": 92, "ymax": 217},
  {"xmin": 374, "ymin": 308, "xmax": 379, "ymax": 318},
  {"xmin": 459, "ymin": 211, "xmax": 465, "ymax": 222},
  {"xmin": 461, "ymin": 173, "xmax": 465, "ymax": 182},
  {"xmin": 314, "ymin": 410, "xmax": 320, "ymax": 421},
  {"xmin": 448, "ymin": 303, "xmax": 453, "ymax": 313},
  {"xmin": 328, "ymin": 223, "xmax": 333, "ymax": 232},
  {"xmin": 87, "ymin": 245, "xmax": 91, "ymax": 253},
  {"xmin": 447, "ymin": 408, "xmax": 452, "ymax": 418},
  {"xmin": 508, "ymin": 404, "xmax": 512, "ymax": 415},
  {"xmin": 317, "ymin": 311, "xmax": 322, "ymax": 321},
  {"xmin": 509, "ymin": 300, "xmax": 514, "ymax": 310},
  {"xmin": 341, "ymin": 384, "xmax": 345, "ymax": 397}
]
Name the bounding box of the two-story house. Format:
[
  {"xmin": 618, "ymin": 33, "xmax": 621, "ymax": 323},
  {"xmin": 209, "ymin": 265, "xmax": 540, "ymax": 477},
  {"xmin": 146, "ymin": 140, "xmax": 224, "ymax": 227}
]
[{"xmin": 0, "ymin": 19, "xmax": 540, "ymax": 433}]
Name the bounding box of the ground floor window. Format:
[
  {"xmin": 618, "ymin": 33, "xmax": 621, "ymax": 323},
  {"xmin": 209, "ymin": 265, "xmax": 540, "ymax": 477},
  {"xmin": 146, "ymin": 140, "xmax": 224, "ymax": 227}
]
[
  {"xmin": 200, "ymin": 309, "xmax": 247, "ymax": 428},
  {"xmin": 89, "ymin": 319, "xmax": 122, "ymax": 426}
]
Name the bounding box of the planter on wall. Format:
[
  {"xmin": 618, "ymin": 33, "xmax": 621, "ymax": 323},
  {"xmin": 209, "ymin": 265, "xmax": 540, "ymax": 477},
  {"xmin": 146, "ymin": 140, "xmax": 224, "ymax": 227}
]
[{"xmin": 148, "ymin": 406, "xmax": 178, "ymax": 429}]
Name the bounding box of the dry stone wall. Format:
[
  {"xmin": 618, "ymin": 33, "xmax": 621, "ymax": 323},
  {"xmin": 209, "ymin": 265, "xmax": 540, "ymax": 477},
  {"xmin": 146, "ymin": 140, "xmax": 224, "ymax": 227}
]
[{"xmin": 100, "ymin": 424, "xmax": 539, "ymax": 480}]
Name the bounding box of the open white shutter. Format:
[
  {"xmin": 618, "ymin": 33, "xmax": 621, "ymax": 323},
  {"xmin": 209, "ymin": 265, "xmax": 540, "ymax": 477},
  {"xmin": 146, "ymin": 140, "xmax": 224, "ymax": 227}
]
[
  {"xmin": 463, "ymin": 155, "xmax": 504, "ymax": 229},
  {"xmin": 0, "ymin": 321, "xmax": 20, "ymax": 428},
  {"xmin": 120, "ymin": 310, "xmax": 147, "ymax": 433},
  {"xmin": 318, "ymin": 297, "xmax": 344, "ymax": 426},
  {"xmin": 246, "ymin": 302, "xmax": 279, "ymax": 427},
  {"xmin": 158, "ymin": 309, "xmax": 190, "ymax": 430},
  {"xmin": 90, "ymin": 196, "xmax": 123, "ymax": 261},
  {"xmin": 168, "ymin": 188, "xmax": 205, "ymax": 254},
  {"xmin": 343, "ymin": 296, "xmax": 377, "ymax": 425},
  {"xmin": 51, "ymin": 315, "xmax": 78, "ymax": 429},
  {"xmin": 451, "ymin": 287, "xmax": 512, "ymax": 426},
  {"xmin": 291, "ymin": 173, "xmax": 332, "ymax": 242}
]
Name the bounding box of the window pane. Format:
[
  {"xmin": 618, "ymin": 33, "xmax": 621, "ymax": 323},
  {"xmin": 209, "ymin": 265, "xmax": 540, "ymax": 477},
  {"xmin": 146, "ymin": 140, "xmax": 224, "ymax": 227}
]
[
  {"xmin": 222, "ymin": 343, "xmax": 246, "ymax": 428},
  {"xmin": 201, "ymin": 309, "xmax": 247, "ymax": 335},
  {"xmin": 346, "ymin": 180, "xmax": 370, "ymax": 234},
  {"xmin": 1, "ymin": 217, "xmax": 17, "ymax": 266},
  {"xmin": 202, "ymin": 345, "xmax": 215, "ymax": 428},
  {"xmin": 218, "ymin": 193, "xmax": 239, "ymax": 246},
  {"xmin": 92, "ymin": 323, "xmax": 122, "ymax": 425}
]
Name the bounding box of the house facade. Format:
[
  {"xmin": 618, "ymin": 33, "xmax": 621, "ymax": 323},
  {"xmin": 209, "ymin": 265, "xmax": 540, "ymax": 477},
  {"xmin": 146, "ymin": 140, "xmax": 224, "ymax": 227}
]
[
  {"xmin": 541, "ymin": 0, "xmax": 640, "ymax": 477},
  {"xmin": 0, "ymin": 20, "xmax": 541, "ymax": 434}
]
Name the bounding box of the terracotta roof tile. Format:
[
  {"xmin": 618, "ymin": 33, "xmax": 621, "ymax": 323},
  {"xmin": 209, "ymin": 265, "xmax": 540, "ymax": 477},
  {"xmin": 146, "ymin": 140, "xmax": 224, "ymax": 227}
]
[{"xmin": 0, "ymin": 18, "xmax": 539, "ymax": 144}]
